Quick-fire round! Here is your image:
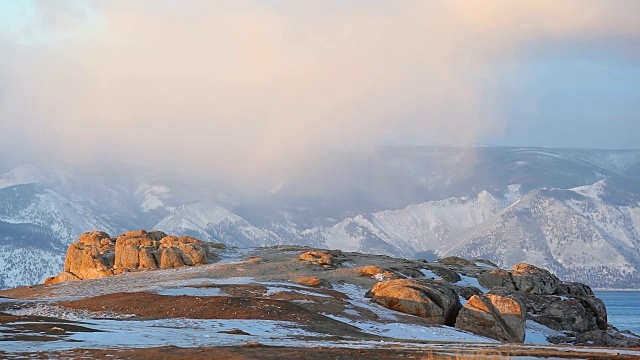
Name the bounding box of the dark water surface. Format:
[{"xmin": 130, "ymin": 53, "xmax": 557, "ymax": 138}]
[{"xmin": 595, "ymin": 290, "xmax": 640, "ymax": 335}]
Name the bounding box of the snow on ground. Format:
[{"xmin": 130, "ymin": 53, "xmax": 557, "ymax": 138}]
[
  {"xmin": 332, "ymin": 283, "xmax": 398, "ymax": 321},
  {"xmin": 455, "ymin": 275, "xmax": 489, "ymax": 293},
  {"xmin": 157, "ymin": 287, "xmax": 227, "ymax": 297},
  {"xmin": 525, "ymin": 320, "xmax": 564, "ymax": 345},
  {"xmin": 0, "ymin": 318, "xmax": 328, "ymax": 352},
  {"xmin": 474, "ymin": 261, "xmax": 498, "ymax": 269},
  {"xmin": 324, "ymin": 313, "xmax": 493, "ymax": 343},
  {"xmin": 265, "ymin": 286, "xmax": 332, "ymax": 298},
  {"xmin": 420, "ymin": 269, "xmax": 443, "ymax": 280}
]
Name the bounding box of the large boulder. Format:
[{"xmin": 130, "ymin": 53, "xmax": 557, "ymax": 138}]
[
  {"xmin": 511, "ymin": 263, "xmax": 561, "ymax": 295},
  {"xmin": 455, "ymin": 292, "xmax": 526, "ymax": 343},
  {"xmin": 521, "ymin": 294, "xmax": 606, "ymax": 334},
  {"xmin": 365, "ymin": 279, "xmax": 460, "ymax": 325},
  {"xmin": 477, "ymin": 270, "xmax": 517, "ymax": 292}
]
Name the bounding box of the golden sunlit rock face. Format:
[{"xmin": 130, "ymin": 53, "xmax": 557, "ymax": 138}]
[{"xmin": 45, "ymin": 230, "xmax": 221, "ymax": 284}]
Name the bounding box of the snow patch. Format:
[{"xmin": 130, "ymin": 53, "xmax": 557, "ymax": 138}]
[{"xmin": 455, "ymin": 275, "xmax": 489, "ymax": 293}]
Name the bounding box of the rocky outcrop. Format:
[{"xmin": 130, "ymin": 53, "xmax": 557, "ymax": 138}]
[
  {"xmin": 455, "ymin": 292, "xmax": 526, "ymax": 342},
  {"xmin": 357, "ymin": 265, "xmax": 397, "ymax": 280},
  {"xmin": 365, "ymin": 279, "xmax": 460, "ymax": 325},
  {"xmin": 296, "ymin": 277, "xmax": 331, "ymax": 288},
  {"xmin": 45, "ymin": 230, "xmax": 220, "ymax": 284},
  {"xmin": 362, "ymin": 256, "xmax": 628, "ymax": 345},
  {"xmin": 299, "ymin": 251, "xmax": 341, "ymax": 268}
]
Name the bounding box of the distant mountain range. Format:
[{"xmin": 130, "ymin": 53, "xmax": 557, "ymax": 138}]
[{"xmin": 1, "ymin": 146, "xmax": 639, "ymax": 288}]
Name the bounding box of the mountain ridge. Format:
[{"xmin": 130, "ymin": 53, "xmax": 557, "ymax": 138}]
[{"xmin": 1, "ymin": 146, "xmax": 639, "ymax": 289}]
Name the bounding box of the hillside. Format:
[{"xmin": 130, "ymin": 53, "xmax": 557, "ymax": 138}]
[{"xmin": 1, "ymin": 235, "xmax": 640, "ymax": 358}]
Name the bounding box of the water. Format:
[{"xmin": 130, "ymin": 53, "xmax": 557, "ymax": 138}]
[{"xmin": 595, "ymin": 290, "xmax": 640, "ymax": 335}]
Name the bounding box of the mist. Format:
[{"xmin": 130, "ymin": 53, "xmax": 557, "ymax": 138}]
[{"xmin": 1, "ymin": 0, "xmax": 639, "ymax": 182}]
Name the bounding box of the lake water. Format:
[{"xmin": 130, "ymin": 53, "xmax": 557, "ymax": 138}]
[{"xmin": 595, "ymin": 290, "xmax": 640, "ymax": 335}]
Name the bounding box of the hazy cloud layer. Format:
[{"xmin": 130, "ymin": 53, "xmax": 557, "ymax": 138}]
[{"xmin": 1, "ymin": 0, "xmax": 639, "ymax": 178}]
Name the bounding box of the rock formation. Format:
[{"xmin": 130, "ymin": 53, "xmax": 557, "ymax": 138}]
[
  {"xmin": 455, "ymin": 292, "xmax": 526, "ymax": 342},
  {"xmin": 298, "ymin": 251, "xmax": 341, "ymax": 268},
  {"xmin": 365, "ymin": 258, "xmax": 631, "ymax": 346},
  {"xmin": 365, "ymin": 278, "xmax": 460, "ymax": 326},
  {"xmin": 45, "ymin": 230, "xmax": 221, "ymax": 284}
]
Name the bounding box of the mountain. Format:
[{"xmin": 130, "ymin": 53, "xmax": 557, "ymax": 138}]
[
  {"xmin": 1, "ymin": 146, "xmax": 640, "ymax": 289},
  {"xmin": 445, "ymin": 179, "xmax": 640, "ymax": 288},
  {"xmin": 155, "ymin": 200, "xmax": 279, "ymax": 247},
  {"xmin": 0, "ymin": 184, "xmax": 117, "ymax": 288},
  {"xmin": 300, "ymin": 187, "xmax": 520, "ymax": 259}
]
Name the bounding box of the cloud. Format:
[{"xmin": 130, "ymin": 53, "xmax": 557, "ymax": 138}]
[{"xmin": 1, "ymin": 0, "xmax": 639, "ymax": 178}]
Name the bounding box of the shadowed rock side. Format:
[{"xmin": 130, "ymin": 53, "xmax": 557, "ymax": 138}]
[
  {"xmin": 455, "ymin": 292, "xmax": 526, "ymax": 342},
  {"xmin": 45, "ymin": 230, "xmax": 222, "ymax": 284}
]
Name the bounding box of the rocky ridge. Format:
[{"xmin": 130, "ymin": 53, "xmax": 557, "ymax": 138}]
[{"xmin": 22, "ymin": 231, "xmax": 639, "ymax": 350}]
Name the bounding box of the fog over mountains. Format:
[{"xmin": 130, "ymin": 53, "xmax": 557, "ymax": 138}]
[{"xmin": 1, "ymin": 146, "xmax": 639, "ymax": 289}]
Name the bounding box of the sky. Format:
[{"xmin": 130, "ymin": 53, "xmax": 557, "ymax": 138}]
[{"xmin": 0, "ymin": 0, "xmax": 639, "ymax": 177}]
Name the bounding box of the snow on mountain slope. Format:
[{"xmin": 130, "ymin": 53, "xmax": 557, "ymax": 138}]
[
  {"xmin": 0, "ymin": 247, "xmax": 65, "ymax": 289},
  {"xmin": 370, "ymin": 190, "xmax": 511, "ymax": 254},
  {"xmin": 155, "ymin": 200, "xmax": 279, "ymax": 247},
  {"xmin": 134, "ymin": 183, "xmax": 175, "ymax": 213},
  {"xmin": 0, "ymin": 163, "xmax": 73, "ymax": 190},
  {"xmin": 446, "ymin": 181, "xmax": 640, "ymax": 288},
  {"xmin": 0, "ymin": 184, "xmax": 117, "ymax": 245},
  {"xmin": 302, "ymin": 188, "xmax": 519, "ymax": 258},
  {"xmin": 0, "ymin": 184, "xmax": 119, "ymax": 289}
]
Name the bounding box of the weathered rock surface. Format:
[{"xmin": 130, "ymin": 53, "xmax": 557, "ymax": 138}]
[
  {"xmin": 455, "ymin": 292, "xmax": 526, "ymax": 342},
  {"xmin": 299, "ymin": 251, "xmax": 341, "ymax": 268},
  {"xmin": 45, "ymin": 230, "xmax": 219, "ymax": 284},
  {"xmin": 365, "ymin": 279, "xmax": 460, "ymax": 325},
  {"xmin": 360, "ymin": 256, "xmax": 625, "ymax": 345},
  {"xmin": 357, "ymin": 265, "xmax": 397, "ymax": 280},
  {"xmin": 521, "ymin": 294, "xmax": 607, "ymax": 333},
  {"xmin": 296, "ymin": 277, "xmax": 331, "ymax": 288},
  {"xmin": 511, "ymin": 263, "xmax": 561, "ymax": 295},
  {"xmin": 45, "ymin": 231, "xmax": 117, "ymax": 284},
  {"xmin": 477, "ymin": 270, "xmax": 517, "ymax": 291},
  {"xmin": 575, "ymin": 327, "xmax": 640, "ymax": 348}
]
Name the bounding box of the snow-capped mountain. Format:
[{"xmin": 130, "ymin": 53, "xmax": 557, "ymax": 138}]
[
  {"xmin": 155, "ymin": 200, "xmax": 279, "ymax": 247},
  {"xmin": 1, "ymin": 146, "xmax": 640, "ymax": 289},
  {"xmin": 0, "ymin": 184, "xmax": 118, "ymax": 288},
  {"xmin": 446, "ymin": 179, "xmax": 640, "ymax": 288},
  {"xmin": 301, "ymin": 187, "xmax": 520, "ymax": 259}
]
